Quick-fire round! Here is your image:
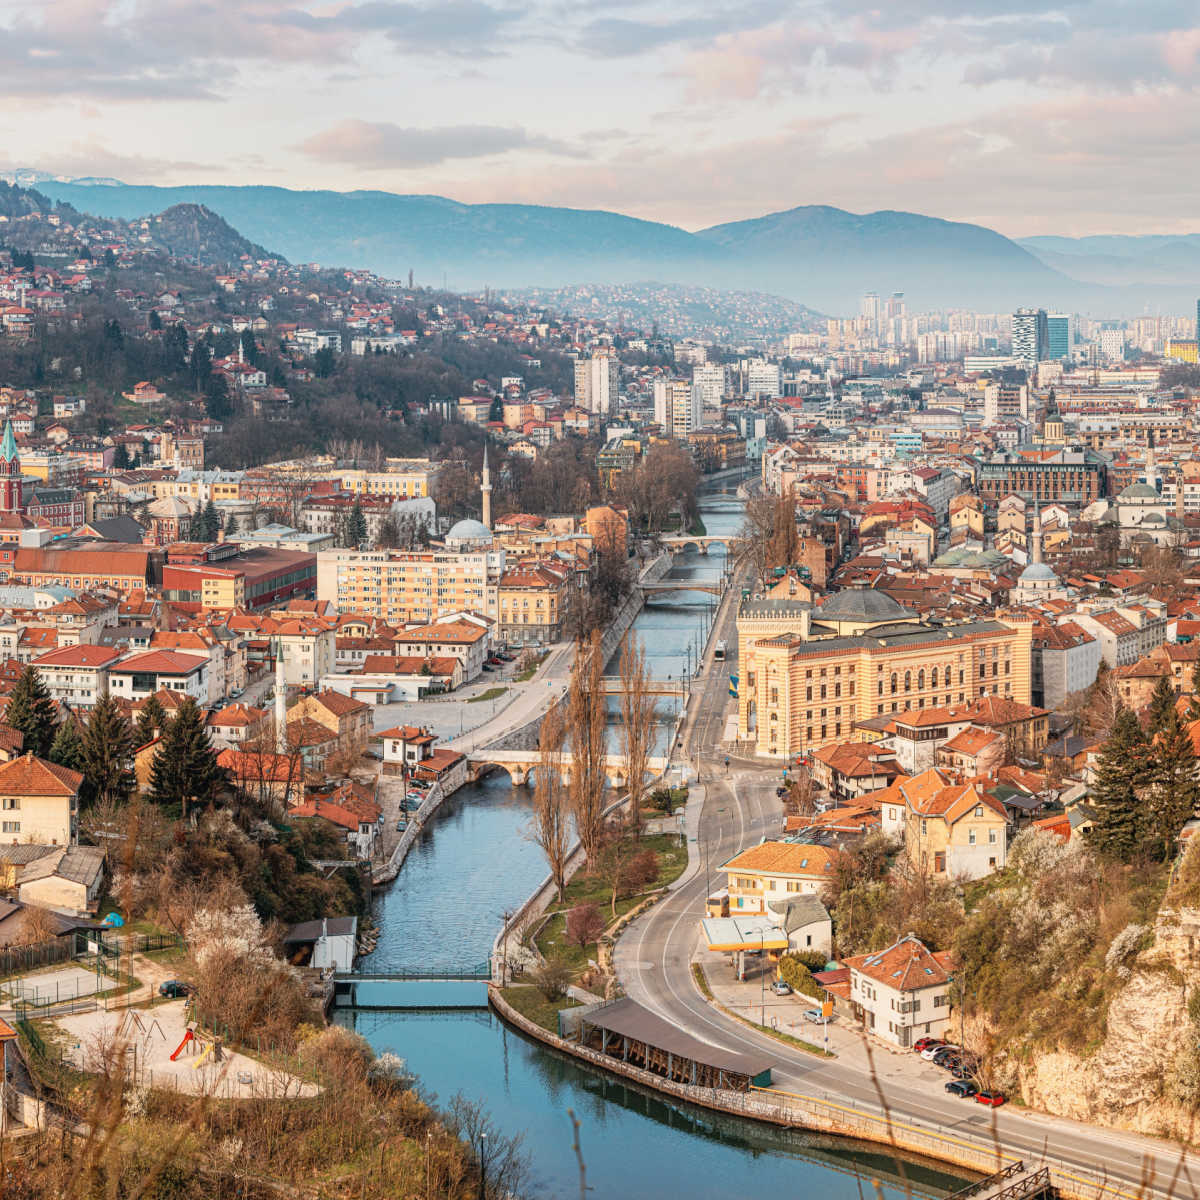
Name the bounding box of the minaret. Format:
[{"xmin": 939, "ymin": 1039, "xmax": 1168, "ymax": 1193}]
[
  {"xmin": 1031, "ymin": 500, "xmax": 1043, "ymax": 565},
  {"xmin": 274, "ymin": 640, "xmax": 287, "ymax": 753},
  {"xmin": 1145, "ymin": 431, "xmax": 1157, "ymax": 491},
  {"xmin": 481, "ymin": 444, "xmax": 492, "ymax": 531},
  {"xmin": 0, "ymin": 420, "xmax": 22, "ymax": 514}
]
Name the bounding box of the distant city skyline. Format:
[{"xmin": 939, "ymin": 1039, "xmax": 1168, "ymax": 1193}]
[{"xmin": 3, "ymin": 0, "xmax": 1199, "ymax": 237}]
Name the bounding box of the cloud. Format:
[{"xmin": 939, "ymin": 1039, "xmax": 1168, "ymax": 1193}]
[
  {"xmin": 336, "ymin": 0, "xmax": 525, "ymax": 56},
  {"xmin": 294, "ymin": 119, "xmax": 584, "ymax": 168},
  {"xmin": 28, "ymin": 142, "xmax": 214, "ymax": 182}
]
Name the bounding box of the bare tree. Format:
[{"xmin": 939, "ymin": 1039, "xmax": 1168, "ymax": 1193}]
[
  {"xmin": 618, "ymin": 634, "xmax": 656, "ymax": 837},
  {"xmin": 529, "ymin": 706, "xmax": 571, "ymax": 902},
  {"xmin": 734, "ymin": 493, "xmax": 800, "ymax": 589},
  {"xmin": 567, "ymin": 630, "xmax": 608, "ymax": 863}
]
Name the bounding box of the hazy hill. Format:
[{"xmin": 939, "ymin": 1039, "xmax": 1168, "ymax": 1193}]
[
  {"xmin": 34, "ymin": 177, "xmax": 1093, "ymax": 312},
  {"xmin": 0, "ymin": 179, "xmax": 60, "ymax": 220},
  {"xmin": 1021, "ymin": 234, "xmax": 1200, "ymax": 288},
  {"xmin": 697, "ymin": 205, "xmax": 1077, "ymax": 311}
]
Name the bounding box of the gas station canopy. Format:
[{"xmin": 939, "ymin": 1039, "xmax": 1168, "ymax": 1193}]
[{"xmin": 700, "ymin": 915, "xmax": 789, "ymax": 953}]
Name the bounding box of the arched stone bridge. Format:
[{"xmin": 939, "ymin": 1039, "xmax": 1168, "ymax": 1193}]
[
  {"xmin": 658, "ymin": 536, "xmax": 733, "ymax": 556},
  {"xmin": 467, "ymin": 749, "xmax": 670, "ymax": 788}
]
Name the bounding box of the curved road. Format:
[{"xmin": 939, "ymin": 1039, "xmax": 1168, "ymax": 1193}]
[{"xmin": 615, "ymin": 587, "xmax": 1199, "ymax": 1200}]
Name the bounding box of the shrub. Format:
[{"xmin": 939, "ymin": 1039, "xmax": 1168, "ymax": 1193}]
[
  {"xmin": 565, "ymin": 903, "xmax": 605, "ymax": 949},
  {"xmin": 529, "ymin": 956, "xmax": 572, "ymax": 1000},
  {"xmin": 625, "ymin": 849, "xmax": 659, "ymax": 892},
  {"xmin": 777, "ymin": 953, "xmax": 821, "ymax": 998}
]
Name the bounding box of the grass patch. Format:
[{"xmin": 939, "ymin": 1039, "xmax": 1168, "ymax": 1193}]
[
  {"xmin": 514, "ymin": 653, "xmax": 548, "ymax": 683},
  {"xmin": 467, "ymin": 686, "xmax": 508, "ymax": 704},
  {"xmin": 724, "ymin": 1007, "xmax": 836, "ymax": 1058},
  {"xmin": 500, "ymin": 984, "xmax": 580, "ymax": 1033},
  {"xmin": 692, "ymin": 962, "xmax": 713, "ymax": 1000},
  {"xmin": 534, "ymin": 834, "xmax": 689, "ymax": 985}
]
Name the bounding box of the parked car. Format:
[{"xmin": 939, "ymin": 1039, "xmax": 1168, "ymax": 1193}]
[
  {"xmin": 770, "ymin": 980, "xmax": 792, "ymax": 996},
  {"xmin": 932, "ymin": 1048, "xmax": 961, "ymax": 1068},
  {"xmin": 158, "ymin": 980, "xmax": 191, "ymax": 998},
  {"xmin": 482, "ymin": 664, "xmax": 493, "ymax": 672},
  {"xmin": 945, "ymin": 1080, "xmax": 978, "ymax": 1098},
  {"xmin": 913, "ymin": 1037, "xmax": 944, "ymax": 1053},
  {"xmin": 496, "ymin": 652, "xmax": 514, "ymax": 662},
  {"xmin": 802, "ymin": 1008, "xmax": 827, "ymax": 1024},
  {"xmin": 775, "ymin": 786, "xmax": 789, "ymax": 797},
  {"xmin": 921, "ymin": 1044, "xmax": 953, "ymax": 1061},
  {"xmin": 976, "ymin": 1091, "xmax": 1007, "ymax": 1107}
]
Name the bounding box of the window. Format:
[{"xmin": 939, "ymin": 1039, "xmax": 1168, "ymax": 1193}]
[
  {"xmin": 904, "ymin": 671, "xmax": 911, "ymax": 691},
  {"xmin": 0, "ymin": 798, "xmax": 18, "ymax": 811},
  {"xmin": 1, "ymin": 821, "xmax": 18, "ymax": 833},
  {"xmin": 968, "ymin": 829, "xmax": 977, "ymax": 845},
  {"xmin": 988, "ymin": 829, "xmax": 997, "ymax": 844},
  {"xmin": 917, "ymin": 669, "xmax": 925, "ymax": 690},
  {"xmin": 974, "ymin": 805, "xmax": 983, "ymax": 817}
]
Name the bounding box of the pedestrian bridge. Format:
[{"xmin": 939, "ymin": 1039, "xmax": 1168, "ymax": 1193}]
[
  {"xmin": 332, "ymin": 964, "xmax": 492, "ymax": 1009},
  {"xmin": 467, "ymin": 748, "xmax": 670, "ymax": 788},
  {"xmin": 640, "ymin": 579, "xmax": 725, "ymax": 597},
  {"xmin": 599, "ymin": 676, "xmax": 688, "ymax": 697}
]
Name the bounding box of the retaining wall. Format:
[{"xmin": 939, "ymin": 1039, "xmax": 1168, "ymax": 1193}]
[
  {"xmin": 371, "ymin": 778, "xmax": 446, "ymax": 885},
  {"xmin": 488, "ymin": 989, "xmax": 1145, "ymax": 1200}
]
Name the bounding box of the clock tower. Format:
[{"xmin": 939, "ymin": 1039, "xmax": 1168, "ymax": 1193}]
[{"xmin": 0, "ymin": 421, "xmax": 24, "ymax": 514}]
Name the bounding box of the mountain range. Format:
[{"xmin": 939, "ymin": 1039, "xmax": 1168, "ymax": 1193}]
[{"xmin": 10, "ymin": 172, "xmax": 1200, "ymax": 313}]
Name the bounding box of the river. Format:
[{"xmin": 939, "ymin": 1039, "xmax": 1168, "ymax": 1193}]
[{"xmin": 343, "ymin": 481, "xmax": 970, "ymax": 1199}]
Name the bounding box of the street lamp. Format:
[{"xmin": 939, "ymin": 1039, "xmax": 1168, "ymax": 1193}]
[
  {"xmin": 478, "ymin": 1133, "xmax": 488, "ymax": 1200},
  {"xmin": 759, "ymin": 930, "xmax": 768, "ymax": 1026}
]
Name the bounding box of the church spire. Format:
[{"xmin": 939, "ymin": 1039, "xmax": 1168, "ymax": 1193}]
[{"xmin": 0, "ymin": 420, "xmax": 17, "ymax": 464}]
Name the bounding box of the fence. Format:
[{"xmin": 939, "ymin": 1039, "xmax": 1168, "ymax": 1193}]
[{"xmin": 0, "ymin": 937, "xmax": 73, "ymax": 980}]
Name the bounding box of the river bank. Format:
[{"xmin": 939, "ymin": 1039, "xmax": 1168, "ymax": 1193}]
[{"xmin": 338, "ymin": 482, "xmax": 980, "ymax": 1199}]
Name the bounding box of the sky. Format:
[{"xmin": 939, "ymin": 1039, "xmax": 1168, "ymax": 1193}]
[{"xmin": 1, "ymin": 0, "xmax": 1198, "ymax": 237}]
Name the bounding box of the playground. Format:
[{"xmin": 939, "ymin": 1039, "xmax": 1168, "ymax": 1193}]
[{"xmin": 53, "ymin": 999, "xmax": 318, "ymax": 1098}]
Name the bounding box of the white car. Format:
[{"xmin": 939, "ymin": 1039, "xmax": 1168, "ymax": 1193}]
[{"xmin": 920, "ymin": 1044, "xmax": 948, "ymax": 1060}]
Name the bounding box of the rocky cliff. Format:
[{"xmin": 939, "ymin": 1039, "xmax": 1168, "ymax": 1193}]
[{"xmin": 1015, "ymin": 905, "xmax": 1200, "ymax": 1140}]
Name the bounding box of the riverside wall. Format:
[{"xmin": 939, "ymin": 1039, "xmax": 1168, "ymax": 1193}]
[{"xmin": 488, "ymin": 989, "xmax": 1143, "ymax": 1200}]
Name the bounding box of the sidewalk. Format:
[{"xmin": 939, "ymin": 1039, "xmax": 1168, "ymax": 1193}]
[{"xmin": 694, "ymin": 947, "xmax": 962, "ymax": 1087}]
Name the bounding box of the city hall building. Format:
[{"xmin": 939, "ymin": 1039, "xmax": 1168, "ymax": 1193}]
[{"xmin": 736, "ymin": 585, "xmax": 1033, "ymax": 761}]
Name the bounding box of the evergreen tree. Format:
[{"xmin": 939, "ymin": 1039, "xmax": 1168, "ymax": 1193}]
[
  {"xmin": 80, "ymin": 696, "xmax": 136, "ymax": 808},
  {"xmin": 103, "ymin": 248, "xmax": 116, "ymax": 269},
  {"xmin": 148, "ymin": 309, "xmax": 162, "ymax": 332},
  {"xmin": 148, "ymin": 698, "xmax": 225, "ymax": 816},
  {"xmin": 1145, "ymin": 711, "xmax": 1200, "ymax": 860},
  {"xmin": 225, "ymin": 512, "xmax": 239, "ymax": 536},
  {"xmin": 239, "ymin": 328, "xmax": 258, "ymax": 364},
  {"xmin": 1086, "ymin": 706, "xmax": 1149, "ymax": 861},
  {"xmin": 6, "ymin": 665, "xmax": 57, "ymax": 758},
  {"xmin": 1148, "ymin": 674, "xmax": 1177, "ymax": 734},
  {"xmin": 200, "ymin": 499, "xmax": 220, "ymax": 542},
  {"xmin": 112, "ymin": 442, "xmax": 130, "ymax": 470},
  {"xmin": 135, "ymin": 694, "xmax": 166, "ymax": 746},
  {"xmin": 346, "ymin": 500, "xmax": 368, "ymax": 548},
  {"xmin": 48, "ymin": 718, "xmax": 84, "ymax": 774}
]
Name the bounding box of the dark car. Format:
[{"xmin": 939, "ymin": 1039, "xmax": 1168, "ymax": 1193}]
[
  {"xmin": 482, "ymin": 664, "xmax": 493, "ymax": 672},
  {"xmin": 496, "ymin": 652, "xmax": 514, "ymax": 662},
  {"xmin": 775, "ymin": 786, "xmax": 789, "ymax": 798},
  {"xmin": 976, "ymin": 1091, "xmax": 1007, "ymax": 1107},
  {"xmin": 158, "ymin": 980, "xmax": 192, "ymax": 998},
  {"xmin": 946, "ymin": 1080, "xmax": 978, "ymax": 1098},
  {"xmin": 932, "ymin": 1048, "xmax": 961, "ymax": 1068}
]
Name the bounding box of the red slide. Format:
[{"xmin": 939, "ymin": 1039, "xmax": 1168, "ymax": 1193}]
[{"xmin": 169, "ymin": 1030, "xmax": 194, "ymax": 1061}]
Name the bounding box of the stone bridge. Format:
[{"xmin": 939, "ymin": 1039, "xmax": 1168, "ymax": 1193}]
[
  {"xmin": 639, "ymin": 579, "xmax": 725, "ymax": 597},
  {"xmin": 658, "ymin": 536, "xmax": 734, "ymax": 556},
  {"xmin": 467, "ymin": 749, "xmax": 670, "ymax": 788}
]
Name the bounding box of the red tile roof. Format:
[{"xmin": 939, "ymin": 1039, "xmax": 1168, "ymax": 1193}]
[{"xmin": 0, "ymin": 752, "xmax": 82, "ymax": 796}]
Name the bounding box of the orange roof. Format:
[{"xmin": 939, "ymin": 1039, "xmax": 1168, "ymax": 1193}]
[
  {"xmin": 940, "ymin": 726, "xmax": 1000, "ymax": 757},
  {"xmin": 0, "ymin": 752, "xmax": 82, "ymax": 796},
  {"xmin": 307, "ymin": 689, "xmax": 370, "ymax": 716},
  {"xmin": 844, "ymin": 935, "xmax": 954, "ymax": 991},
  {"xmin": 208, "ymin": 702, "xmax": 267, "ymax": 727},
  {"xmin": 111, "ymin": 650, "xmax": 206, "ymax": 675},
  {"xmin": 721, "ymin": 841, "xmax": 838, "ymax": 877},
  {"xmin": 33, "ymin": 645, "xmax": 123, "ymax": 668}
]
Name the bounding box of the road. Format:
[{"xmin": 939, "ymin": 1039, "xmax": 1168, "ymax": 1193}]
[{"xmin": 614, "ymin": 581, "xmax": 1200, "ymax": 1199}]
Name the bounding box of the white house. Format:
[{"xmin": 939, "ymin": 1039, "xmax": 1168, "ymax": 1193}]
[
  {"xmin": 107, "ymin": 650, "xmax": 209, "ymax": 702},
  {"xmin": 844, "ymin": 934, "xmax": 954, "ymax": 1048},
  {"xmin": 31, "ymin": 644, "xmax": 124, "ymax": 710},
  {"xmin": 283, "ymin": 916, "xmax": 357, "ymax": 972}
]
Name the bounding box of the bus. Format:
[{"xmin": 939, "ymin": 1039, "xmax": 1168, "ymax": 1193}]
[{"xmin": 713, "ymin": 640, "xmax": 727, "ymax": 662}]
